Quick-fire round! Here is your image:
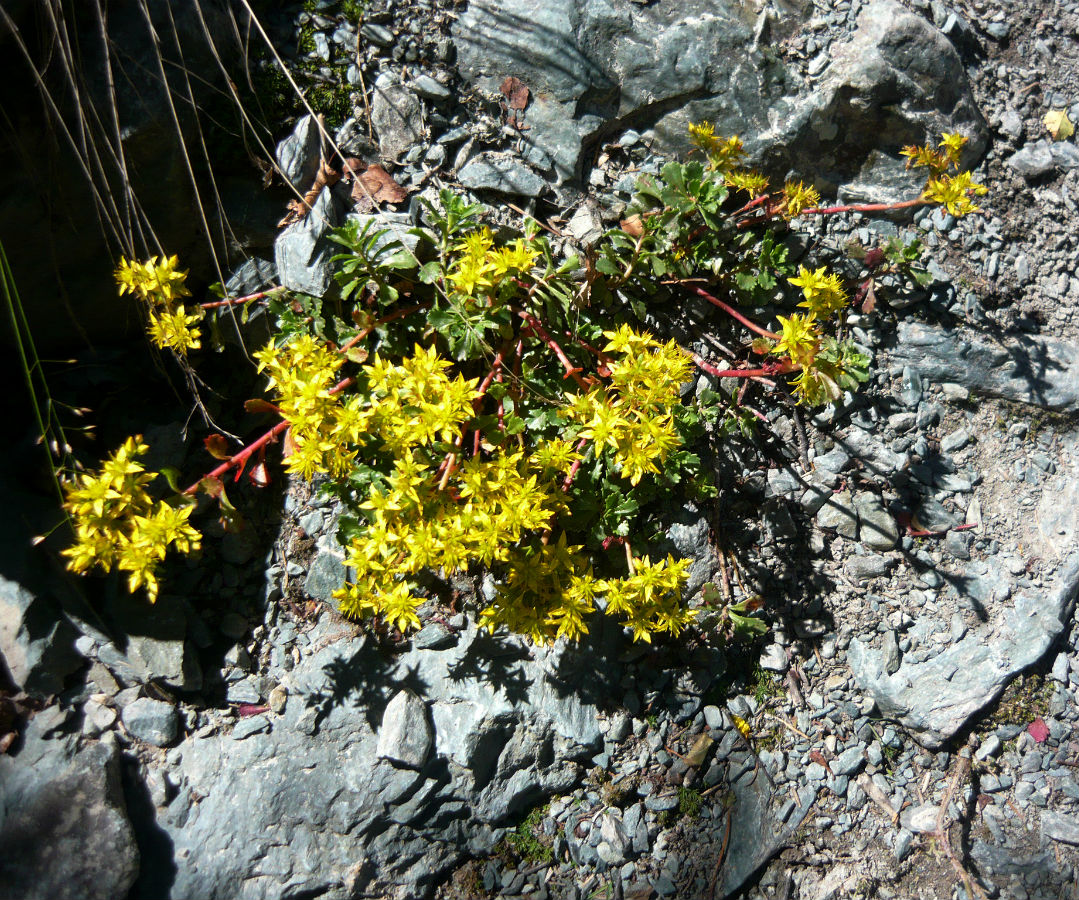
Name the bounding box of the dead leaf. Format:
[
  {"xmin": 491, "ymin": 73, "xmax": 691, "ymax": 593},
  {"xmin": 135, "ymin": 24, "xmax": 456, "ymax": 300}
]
[
  {"xmin": 277, "ymin": 158, "xmax": 341, "ymax": 227},
  {"xmin": 248, "ymin": 461, "xmax": 271, "ymax": 488},
  {"xmin": 243, "ymin": 398, "xmax": 279, "ymax": 415},
  {"xmin": 353, "ymin": 163, "xmax": 408, "ymax": 206},
  {"xmin": 203, "ymin": 434, "xmax": 232, "ymax": 460},
  {"xmin": 235, "ymin": 704, "xmax": 269, "ymax": 717},
  {"xmin": 620, "ymin": 214, "xmax": 644, "ymax": 237},
  {"xmin": 809, "ymin": 749, "xmax": 833, "ymax": 774},
  {"xmin": 1027, "ymin": 717, "xmax": 1050, "ymax": 743},
  {"xmin": 684, "ymin": 732, "xmax": 714, "ymax": 767},
  {"xmin": 499, "ymin": 75, "xmax": 530, "ymax": 111},
  {"xmin": 1044, "ymin": 108, "xmax": 1075, "ymax": 141},
  {"xmin": 861, "ymin": 278, "xmax": 877, "ymax": 314}
]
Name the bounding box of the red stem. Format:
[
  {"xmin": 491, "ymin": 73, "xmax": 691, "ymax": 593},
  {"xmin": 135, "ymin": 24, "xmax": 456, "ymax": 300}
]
[
  {"xmin": 694, "ymin": 355, "xmax": 796, "ymax": 379},
  {"xmin": 561, "ymin": 438, "xmax": 590, "ymax": 493},
  {"xmin": 688, "ymin": 286, "xmax": 779, "ymax": 340},
  {"xmin": 184, "ymin": 375, "xmax": 354, "ymax": 494},
  {"xmin": 519, "ymin": 311, "xmax": 589, "ymax": 389},
  {"xmin": 800, "ymin": 197, "xmax": 925, "ymax": 216},
  {"xmin": 199, "ymin": 286, "xmax": 286, "ymax": 310}
]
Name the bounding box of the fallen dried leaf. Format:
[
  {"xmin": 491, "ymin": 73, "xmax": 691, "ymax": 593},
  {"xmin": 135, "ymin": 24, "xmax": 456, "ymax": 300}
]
[
  {"xmin": 235, "ymin": 704, "xmax": 269, "ymax": 718},
  {"xmin": 1044, "ymin": 108, "xmax": 1075, "ymax": 141},
  {"xmin": 1028, "ymin": 717, "xmax": 1050, "ymax": 743},
  {"xmin": 500, "ymin": 75, "xmax": 530, "ymax": 111},
  {"xmin": 352, "ymin": 163, "xmax": 408, "ymax": 206},
  {"xmin": 861, "ymin": 278, "xmax": 877, "ymax": 314},
  {"xmin": 620, "ymin": 213, "xmax": 644, "ymax": 237},
  {"xmin": 684, "ymin": 732, "xmax": 714, "ymax": 767}
]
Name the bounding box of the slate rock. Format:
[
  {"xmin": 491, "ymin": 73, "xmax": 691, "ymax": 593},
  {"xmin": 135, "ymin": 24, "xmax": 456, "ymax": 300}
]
[
  {"xmin": 121, "ymin": 697, "xmax": 179, "ymax": 747},
  {"xmin": 816, "ymin": 490, "xmax": 859, "ymax": 539},
  {"xmin": 0, "ymin": 574, "xmax": 82, "ymax": 696},
  {"xmin": 1007, "ymin": 139, "xmax": 1079, "ymax": 178},
  {"xmin": 371, "ymin": 73, "xmax": 424, "ymax": 162},
  {"xmin": 377, "ymin": 689, "xmax": 433, "ymax": 769},
  {"xmin": 274, "ymin": 184, "xmax": 343, "ymax": 298},
  {"xmin": 848, "ymin": 555, "xmax": 1079, "ymax": 748},
  {"xmin": 0, "ymin": 735, "xmax": 139, "ymax": 900},
  {"xmin": 458, "ymin": 152, "xmax": 547, "ymax": 197},
  {"xmin": 103, "ymin": 591, "xmax": 201, "ymax": 691},
  {"xmin": 304, "ymin": 547, "xmax": 347, "ymax": 604},
  {"xmin": 890, "ymin": 321, "xmax": 1079, "ymax": 412},
  {"xmin": 1042, "ymin": 809, "xmax": 1079, "ymax": 845},
  {"xmin": 854, "ymin": 493, "xmax": 899, "ymax": 551},
  {"xmin": 275, "ymin": 113, "xmax": 322, "ymax": 190}
]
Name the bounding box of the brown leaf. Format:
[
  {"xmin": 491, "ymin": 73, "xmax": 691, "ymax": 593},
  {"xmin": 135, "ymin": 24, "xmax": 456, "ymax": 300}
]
[
  {"xmin": 809, "ymin": 749, "xmax": 833, "ymax": 774},
  {"xmin": 861, "ymin": 278, "xmax": 877, "ymax": 315},
  {"xmin": 684, "ymin": 732, "xmax": 714, "ymax": 768},
  {"xmin": 619, "ymin": 213, "xmax": 644, "ymax": 237},
  {"xmin": 243, "ymin": 398, "xmax": 279, "ymax": 415},
  {"xmin": 499, "ymin": 75, "xmax": 530, "ymax": 111},
  {"xmin": 352, "ymin": 163, "xmax": 408, "ymax": 206},
  {"xmin": 235, "ymin": 704, "xmax": 269, "ymax": 718},
  {"xmin": 204, "ymin": 435, "xmax": 232, "ymax": 461}
]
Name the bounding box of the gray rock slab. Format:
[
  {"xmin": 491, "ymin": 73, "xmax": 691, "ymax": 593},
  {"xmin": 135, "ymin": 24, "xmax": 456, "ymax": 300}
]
[
  {"xmin": 274, "ymin": 184, "xmax": 342, "ymax": 298},
  {"xmin": 377, "ymin": 689, "xmax": 433, "ymax": 769},
  {"xmin": 0, "ymin": 574, "xmax": 82, "ymax": 696},
  {"xmin": 1042, "ymin": 809, "xmax": 1079, "ymax": 845},
  {"xmin": 122, "ymin": 697, "xmax": 179, "ymax": 747},
  {"xmin": 458, "ymin": 152, "xmax": 546, "ymax": 197},
  {"xmin": 371, "ymin": 73, "xmax": 424, "ymax": 162},
  {"xmin": 275, "ymin": 114, "xmax": 322, "ymax": 190},
  {"xmin": 1007, "ymin": 139, "xmax": 1079, "ymax": 179},
  {"xmin": 0, "ymin": 735, "xmax": 139, "ymax": 900},
  {"xmin": 454, "ymin": 0, "xmax": 984, "ymax": 190},
  {"xmin": 854, "ymin": 493, "xmax": 899, "ymax": 551},
  {"xmin": 848, "ymin": 555, "xmax": 1079, "ymax": 748},
  {"xmin": 890, "ymin": 321, "xmax": 1079, "ymax": 412},
  {"xmin": 816, "ymin": 490, "xmax": 859, "ymax": 539}
]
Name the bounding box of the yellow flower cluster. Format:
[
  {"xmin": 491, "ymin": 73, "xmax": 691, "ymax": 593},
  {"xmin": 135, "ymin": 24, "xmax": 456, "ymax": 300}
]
[
  {"xmin": 62, "ymin": 436, "xmax": 200, "ymax": 602},
  {"xmin": 446, "ymin": 227, "xmax": 540, "ymax": 299},
  {"xmin": 479, "ymin": 535, "xmax": 694, "ymax": 644},
  {"xmin": 116, "ymin": 255, "xmax": 203, "ymax": 355},
  {"xmin": 335, "ymin": 446, "xmax": 560, "ymax": 632},
  {"xmin": 771, "ymin": 312, "xmax": 821, "ymax": 370},
  {"xmin": 781, "ymin": 180, "xmax": 822, "ymax": 218},
  {"xmin": 689, "ymin": 123, "xmax": 772, "ymax": 197},
  {"xmin": 902, "ymin": 133, "xmax": 987, "ymax": 216},
  {"xmin": 564, "ymin": 325, "xmax": 694, "ymax": 486},
  {"xmin": 788, "ymin": 265, "xmax": 848, "ymax": 318}
]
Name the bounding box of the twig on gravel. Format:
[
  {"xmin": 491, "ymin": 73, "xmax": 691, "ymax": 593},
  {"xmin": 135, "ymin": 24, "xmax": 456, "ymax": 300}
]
[
  {"xmin": 931, "ymin": 750, "xmax": 989, "ymax": 900},
  {"xmin": 857, "ymin": 773, "xmax": 899, "ymax": 824}
]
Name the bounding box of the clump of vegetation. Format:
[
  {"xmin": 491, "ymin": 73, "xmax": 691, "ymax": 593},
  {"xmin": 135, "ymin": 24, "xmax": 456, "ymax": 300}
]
[
  {"xmin": 60, "ymin": 128, "xmax": 987, "ymax": 649},
  {"xmin": 501, "ymin": 806, "xmax": 554, "ymax": 864}
]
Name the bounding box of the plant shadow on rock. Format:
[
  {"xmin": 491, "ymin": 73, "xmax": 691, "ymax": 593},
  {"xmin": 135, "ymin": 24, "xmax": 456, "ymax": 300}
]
[{"xmin": 121, "ymin": 753, "xmax": 178, "ymax": 900}]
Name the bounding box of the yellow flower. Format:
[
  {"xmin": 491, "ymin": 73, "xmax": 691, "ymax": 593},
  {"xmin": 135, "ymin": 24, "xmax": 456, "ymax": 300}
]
[
  {"xmin": 725, "ymin": 169, "xmax": 770, "ymax": 197},
  {"xmin": 789, "ymin": 265, "xmax": 848, "ymax": 317},
  {"xmin": 115, "ymin": 255, "xmax": 190, "ymax": 305},
  {"xmin": 939, "ymin": 132, "xmax": 968, "ymax": 166},
  {"xmin": 772, "ymin": 313, "xmax": 820, "ymax": 368},
  {"xmin": 781, "ymin": 181, "xmax": 821, "ymax": 218},
  {"xmin": 923, "ymin": 171, "xmax": 987, "ymax": 217},
  {"xmin": 148, "ymin": 305, "xmax": 203, "ymax": 354}
]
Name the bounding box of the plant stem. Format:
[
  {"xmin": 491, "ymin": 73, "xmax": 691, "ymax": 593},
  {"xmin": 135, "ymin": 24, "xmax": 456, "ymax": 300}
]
[
  {"xmin": 199, "ymin": 286, "xmax": 286, "ymax": 310},
  {"xmin": 685, "ymin": 285, "xmax": 779, "ymax": 340},
  {"xmin": 800, "ymin": 197, "xmax": 925, "ymax": 216},
  {"xmin": 693, "ymin": 355, "xmax": 796, "ymax": 379}
]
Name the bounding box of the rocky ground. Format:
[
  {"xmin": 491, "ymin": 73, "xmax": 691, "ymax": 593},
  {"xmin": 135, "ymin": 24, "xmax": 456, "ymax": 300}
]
[{"xmin": 3, "ymin": 0, "xmax": 1079, "ymax": 899}]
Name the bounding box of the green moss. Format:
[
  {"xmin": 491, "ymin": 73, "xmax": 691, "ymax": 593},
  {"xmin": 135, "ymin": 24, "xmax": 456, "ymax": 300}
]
[
  {"xmin": 987, "ymin": 672, "xmax": 1052, "ymax": 728},
  {"xmin": 677, "ymin": 786, "xmax": 703, "ymax": 819},
  {"xmin": 502, "ymin": 805, "xmax": 553, "ymax": 864},
  {"xmin": 751, "ymin": 664, "xmax": 780, "ymax": 706}
]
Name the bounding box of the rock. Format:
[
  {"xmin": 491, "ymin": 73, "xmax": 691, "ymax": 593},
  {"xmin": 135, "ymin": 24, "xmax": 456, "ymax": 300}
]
[
  {"xmin": 275, "ymin": 113, "xmax": 322, "ymax": 191},
  {"xmin": 103, "ymin": 591, "xmax": 201, "ymax": 692},
  {"xmin": 759, "ymin": 643, "xmax": 788, "ymax": 673},
  {"xmin": 900, "ymin": 803, "xmax": 939, "ymax": 833},
  {"xmin": 121, "ymin": 697, "xmax": 179, "ymax": 747},
  {"xmin": 80, "ymin": 699, "xmax": 118, "ymax": 737},
  {"xmin": 274, "ymin": 185, "xmax": 343, "ymax": 298},
  {"xmin": 1007, "ymin": 139, "xmax": 1079, "ymax": 179},
  {"xmin": 848, "ymin": 556, "xmax": 1079, "ymax": 748},
  {"xmin": 816, "ymin": 490, "xmax": 859, "ymax": 539},
  {"xmin": 1042, "ymin": 810, "xmax": 1079, "ymax": 845},
  {"xmin": 455, "ymin": 0, "xmax": 983, "ymax": 190},
  {"xmin": 0, "ymin": 574, "xmax": 82, "ymax": 696},
  {"xmin": 0, "ymin": 735, "xmax": 138, "ymax": 900},
  {"xmin": 845, "ymin": 554, "xmax": 897, "ymax": 582},
  {"xmin": 360, "ymin": 22, "xmax": 393, "ymax": 47},
  {"xmin": 410, "ymin": 74, "xmax": 451, "ymax": 101},
  {"xmin": 458, "ymin": 152, "xmax": 547, "ymax": 197},
  {"xmin": 832, "ymin": 746, "xmax": 865, "ymax": 776},
  {"xmin": 371, "ymin": 73, "xmax": 424, "ymax": 162},
  {"xmin": 304, "ymin": 547, "xmax": 347, "ymax": 604},
  {"xmin": 854, "ymin": 494, "xmax": 899, "ymax": 550},
  {"xmin": 890, "ymin": 321, "xmax": 1079, "ymax": 412},
  {"xmin": 377, "ymin": 689, "xmax": 433, "ymax": 769},
  {"xmin": 231, "ymin": 714, "xmax": 271, "ymax": 741}
]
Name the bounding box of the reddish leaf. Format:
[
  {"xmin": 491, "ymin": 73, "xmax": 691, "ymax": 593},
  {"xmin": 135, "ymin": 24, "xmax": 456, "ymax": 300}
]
[
  {"xmin": 351, "ymin": 163, "xmax": 407, "ymax": 206},
  {"xmin": 861, "ymin": 278, "xmax": 877, "ymax": 315},
  {"xmin": 204, "ymin": 434, "xmax": 232, "ymax": 460},
  {"xmin": 244, "ymin": 398, "xmax": 279, "ymax": 415},
  {"xmin": 282, "ymin": 427, "xmax": 298, "ymax": 460},
  {"xmin": 864, "ymin": 247, "xmax": 886, "ymax": 269},
  {"xmin": 499, "ymin": 75, "xmax": 530, "ymax": 111},
  {"xmin": 199, "ymin": 475, "xmax": 225, "ymax": 499},
  {"xmin": 1028, "ymin": 717, "xmax": 1050, "ymax": 743},
  {"xmin": 235, "ymin": 704, "xmax": 269, "ymax": 718}
]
